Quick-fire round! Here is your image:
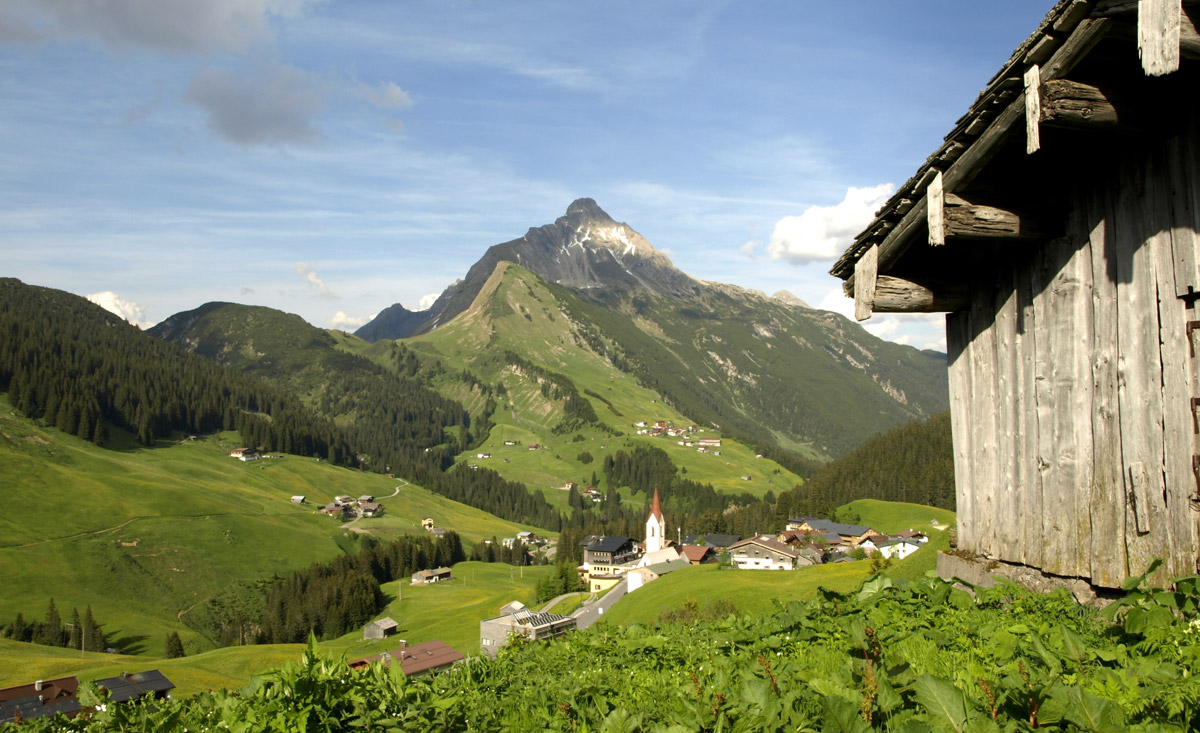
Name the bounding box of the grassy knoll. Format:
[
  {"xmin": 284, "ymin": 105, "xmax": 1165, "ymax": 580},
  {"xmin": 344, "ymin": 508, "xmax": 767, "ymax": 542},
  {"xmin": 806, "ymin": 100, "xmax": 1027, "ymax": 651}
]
[
  {"xmin": 320, "ymin": 560, "xmax": 552, "ymax": 659},
  {"xmin": 0, "ymin": 398, "xmax": 543, "ymax": 657},
  {"xmin": 0, "ymin": 560, "xmax": 550, "ymax": 697},
  {"xmin": 0, "ymin": 638, "xmax": 305, "ymax": 698},
  {"xmin": 601, "ymin": 562, "xmax": 874, "ymax": 627},
  {"xmin": 883, "ymin": 529, "xmax": 951, "ymax": 583},
  {"xmin": 837, "ymin": 498, "xmax": 955, "ymax": 534}
]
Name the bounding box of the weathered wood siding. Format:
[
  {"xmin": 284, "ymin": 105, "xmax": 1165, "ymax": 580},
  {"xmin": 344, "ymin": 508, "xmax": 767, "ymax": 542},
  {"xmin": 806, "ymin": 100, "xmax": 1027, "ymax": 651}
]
[{"xmin": 946, "ymin": 109, "xmax": 1200, "ymax": 587}]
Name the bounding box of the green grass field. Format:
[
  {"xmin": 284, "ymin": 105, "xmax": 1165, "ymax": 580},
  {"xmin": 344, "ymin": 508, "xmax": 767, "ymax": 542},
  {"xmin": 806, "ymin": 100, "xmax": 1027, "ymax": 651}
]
[
  {"xmin": 838, "ymin": 498, "xmax": 956, "ymax": 535},
  {"xmin": 0, "ymin": 561, "xmax": 552, "ymax": 697},
  {"xmin": 601, "ymin": 561, "xmax": 875, "ymax": 627},
  {"xmin": 0, "ymin": 398, "xmax": 545, "ymax": 658}
]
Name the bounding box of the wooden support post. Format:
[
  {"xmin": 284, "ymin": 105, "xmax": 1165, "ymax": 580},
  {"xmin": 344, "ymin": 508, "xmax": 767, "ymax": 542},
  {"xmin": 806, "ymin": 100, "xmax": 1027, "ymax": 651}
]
[
  {"xmin": 927, "ymin": 171, "xmax": 945, "ymax": 246},
  {"xmin": 870, "ymin": 276, "xmax": 969, "ymax": 313},
  {"xmin": 1024, "ymin": 65, "xmax": 1042, "ymax": 153},
  {"xmin": 853, "ymin": 245, "xmax": 878, "ymax": 321},
  {"xmin": 943, "ymin": 193, "xmax": 1053, "ymax": 241},
  {"xmin": 1139, "ymin": 0, "xmax": 1182, "ymax": 75}
]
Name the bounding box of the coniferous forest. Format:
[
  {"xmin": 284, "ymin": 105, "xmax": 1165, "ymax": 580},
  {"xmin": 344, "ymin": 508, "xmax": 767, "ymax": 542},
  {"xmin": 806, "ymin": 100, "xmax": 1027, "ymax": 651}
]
[{"xmin": 0, "ymin": 279, "xmax": 354, "ymax": 462}]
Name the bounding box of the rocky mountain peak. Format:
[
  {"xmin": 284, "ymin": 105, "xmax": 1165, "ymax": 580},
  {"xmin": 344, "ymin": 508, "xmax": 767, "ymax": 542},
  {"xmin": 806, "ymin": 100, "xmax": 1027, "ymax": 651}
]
[{"xmin": 563, "ymin": 197, "xmax": 613, "ymax": 222}]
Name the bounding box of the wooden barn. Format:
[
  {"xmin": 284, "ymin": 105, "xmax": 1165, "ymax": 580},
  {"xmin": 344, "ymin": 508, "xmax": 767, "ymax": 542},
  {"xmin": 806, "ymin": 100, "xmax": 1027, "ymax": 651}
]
[{"xmin": 833, "ymin": 0, "xmax": 1200, "ymax": 589}]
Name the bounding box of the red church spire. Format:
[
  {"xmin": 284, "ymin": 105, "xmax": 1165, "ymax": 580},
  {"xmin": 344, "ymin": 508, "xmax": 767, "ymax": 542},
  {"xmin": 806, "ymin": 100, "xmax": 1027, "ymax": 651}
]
[{"xmin": 650, "ymin": 488, "xmax": 663, "ymax": 522}]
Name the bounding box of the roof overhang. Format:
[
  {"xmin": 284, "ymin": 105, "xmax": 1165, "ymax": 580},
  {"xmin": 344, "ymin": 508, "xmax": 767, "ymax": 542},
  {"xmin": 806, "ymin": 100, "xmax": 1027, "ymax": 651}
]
[{"xmin": 832, "ymin": 0, "xmax": 1199, "ymax": 321}]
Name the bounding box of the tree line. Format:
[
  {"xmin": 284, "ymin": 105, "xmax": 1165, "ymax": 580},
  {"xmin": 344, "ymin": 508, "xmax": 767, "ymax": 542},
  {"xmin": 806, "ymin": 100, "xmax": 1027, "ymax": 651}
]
[{"xmin": 1, "ymin": 598, "xmax": 107, "ymax": 652}]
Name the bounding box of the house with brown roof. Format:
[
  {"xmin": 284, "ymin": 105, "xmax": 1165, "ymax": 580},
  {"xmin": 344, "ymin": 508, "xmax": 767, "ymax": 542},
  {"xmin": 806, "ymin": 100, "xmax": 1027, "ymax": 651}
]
[
  {"xmin": 348, "ymin": 640, "xmax": 463, "ymax": 677},
  {"xmin": 679, "ymin": 544, "xmax": 716, "ymax": 565},
  {"xmin": 728, "ymin": 535, "xmax": 812, "ymax": 570},
  {"xmin": 0, "ymin": 676, "xmax": 81, "ymax": 724}
]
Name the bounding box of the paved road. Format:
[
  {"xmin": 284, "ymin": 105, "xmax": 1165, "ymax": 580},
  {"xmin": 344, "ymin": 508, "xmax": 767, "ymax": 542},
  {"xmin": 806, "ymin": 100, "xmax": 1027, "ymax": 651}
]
[{"xmin": 573, "ymin": 577, "xmax": 627, "ymax": 630}]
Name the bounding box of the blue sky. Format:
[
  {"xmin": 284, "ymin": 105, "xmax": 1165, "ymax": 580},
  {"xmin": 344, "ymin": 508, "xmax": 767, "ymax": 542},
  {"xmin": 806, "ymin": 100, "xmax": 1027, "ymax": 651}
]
[{"xmin": 1, "ymin": 1, "xmax": 1054, "ymax": 350}]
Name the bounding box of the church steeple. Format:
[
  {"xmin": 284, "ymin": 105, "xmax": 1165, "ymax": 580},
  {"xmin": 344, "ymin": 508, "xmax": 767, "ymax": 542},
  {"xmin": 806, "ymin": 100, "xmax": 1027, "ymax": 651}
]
[{"xmin": 646, "ymin": 488, "xmax": 665, "ymax": 553}]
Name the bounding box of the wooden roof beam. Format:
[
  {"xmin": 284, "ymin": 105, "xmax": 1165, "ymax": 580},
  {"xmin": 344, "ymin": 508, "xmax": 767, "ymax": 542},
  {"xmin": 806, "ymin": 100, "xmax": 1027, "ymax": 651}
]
[
  {"xmin": 1039, "ymin": 78, "xmax": 1128, "ymax": 129},
  {"xmin": 943, "ymin": 193, "xmax": 1055, "ymax": 241},
  {"xmin": 872, "ymin": 276, "xmax": 969, "ymax": 314}
]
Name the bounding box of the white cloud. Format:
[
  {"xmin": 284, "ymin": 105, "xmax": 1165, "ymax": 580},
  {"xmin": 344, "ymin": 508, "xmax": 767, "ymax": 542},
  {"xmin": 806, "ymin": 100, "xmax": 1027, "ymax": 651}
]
[
  {"xmin": 87, "ymin": 291, "xmax": 153, "ymax": 329},
  {"xmin": 767, "ymin": 183, "xmax": 894, "ymax": 264},
  {"xmin": 328, "ymin": 311, "xmax": 367, "ymax": 330},
  {"xmin": 187, "ymin": 62, "xmax": 323, "ymax": 146},
  {"xmin": 296, "ymin": 261, "xmax": 335, "ymax": 299},
  {"xmin": 417, "ymin": 292, "xmax": 440, "ymax": 310},
  {"xmin": 0, "ymin": 0, "xmax": 311, "ymax": 54},
  {"xmin": 740, "ymin": 240, "xmax": 760, "ymax": 258},
  {"xmin": 359, "ymin": 80, "xmax": 412, "ymax": 110}
]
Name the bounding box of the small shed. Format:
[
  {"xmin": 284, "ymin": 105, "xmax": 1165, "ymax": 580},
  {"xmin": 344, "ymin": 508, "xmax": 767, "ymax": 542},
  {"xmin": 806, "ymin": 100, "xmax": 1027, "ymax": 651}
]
[
  {"xmin": 290, "ymin": 496, "xmax": 306, "ymax": 504},
  {"xmin": 832, "ymin": 0, "xmax": 1200, "ymax": 588},
  {"xmin": 363, "ymin": 617, "xmax": 399, "ymax": 640}
]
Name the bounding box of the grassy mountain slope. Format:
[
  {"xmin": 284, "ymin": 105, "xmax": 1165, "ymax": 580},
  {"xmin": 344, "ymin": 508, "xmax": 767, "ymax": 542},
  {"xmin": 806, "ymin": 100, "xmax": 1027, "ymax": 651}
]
[
  {"xmin": 0, "ymin": 396, "xmax": 539, "ymax": 657},
  {"xmin": 403, "ymin": 263, "xmax": 805, "ymax": 509},
  {"xmin": 566, "ymin": 282, "xmax": 948, "ymax": 458}
]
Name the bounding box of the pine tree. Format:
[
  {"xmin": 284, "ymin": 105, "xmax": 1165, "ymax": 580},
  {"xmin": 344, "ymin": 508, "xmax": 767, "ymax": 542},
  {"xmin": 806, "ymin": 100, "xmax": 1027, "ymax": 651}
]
[
  {"xmin": 35, "ymin": 598, "xmax": 64, "ymax": 647},
  {"xmin": 67, "ymin": 608, "xmax": 81, "ymax": 650},
  {"xmin": 83, "ymin": 606, "xmax": 104, "ymax": 651},
  {"xmin": 165, "ymin": 631, "xmax": 185, "ymax": 658}
]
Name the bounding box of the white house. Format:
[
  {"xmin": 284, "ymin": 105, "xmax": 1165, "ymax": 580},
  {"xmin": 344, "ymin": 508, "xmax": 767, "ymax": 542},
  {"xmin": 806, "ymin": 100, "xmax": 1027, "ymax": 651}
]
[
  {"xmin": 879, "ymin": 539, "xmax": 922, "ymax": 560},
  {"xmin": 727, "ymin": 536, "xmax": 806, "ymax": 570}
]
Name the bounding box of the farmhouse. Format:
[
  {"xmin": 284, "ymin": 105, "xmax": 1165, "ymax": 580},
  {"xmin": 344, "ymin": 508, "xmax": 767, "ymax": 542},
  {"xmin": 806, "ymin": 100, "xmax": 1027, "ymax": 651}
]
[
  {"xmin": 0, "ymin": 676, "xmax": 81, "ymax": 724},
  {"xmin": 727, "ymin": 536, "xmax": 809, "ymax": 570},
  {"xmin": 359, "ymin": 501, "xmax": 384, "ymax": 517},
  {"xmin": 411, "ymin": 567, "xmax": 453, "ymax": 584},
  {"xmin": 833, "ymin": 0, "xmax": 1200, "ymax": 588},
  {"xmin": 786, "ymin": 518, "xmax": 875, "ymax": 545}
]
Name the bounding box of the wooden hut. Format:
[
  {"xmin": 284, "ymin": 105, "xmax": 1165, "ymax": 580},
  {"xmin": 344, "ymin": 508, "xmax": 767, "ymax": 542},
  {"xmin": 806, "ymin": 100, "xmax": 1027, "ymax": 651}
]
[{"xmin": 833, "ymin": 0, "xmax": 1200, "ymax": 589}]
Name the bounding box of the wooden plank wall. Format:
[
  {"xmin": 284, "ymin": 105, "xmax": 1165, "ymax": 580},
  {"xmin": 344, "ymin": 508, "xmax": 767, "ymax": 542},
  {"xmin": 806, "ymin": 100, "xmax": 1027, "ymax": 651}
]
[{"xmin": 946, "ymin": 100, "xmax": 1200, "ymax": 587}]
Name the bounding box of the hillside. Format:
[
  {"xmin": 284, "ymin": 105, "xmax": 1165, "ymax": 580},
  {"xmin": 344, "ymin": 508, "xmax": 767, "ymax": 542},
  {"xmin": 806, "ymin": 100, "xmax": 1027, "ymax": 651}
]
[
  {"xmin": 402, "ymin": 262, "xmax": 806, "ymax": 512},
  {"xmin": 0, "ymin": 396, "xmax": 542, "ymax": 657},
  {"xmin": 807, "ymin": 411, "xmax": 956, "ymax": 510},
  {"xmin": 358, "ymin": 199, "xmax": 949, "ymax": 459},
  {"xmin": 0, "ymin": 278, "xmax": 352, "ymax": 462}
]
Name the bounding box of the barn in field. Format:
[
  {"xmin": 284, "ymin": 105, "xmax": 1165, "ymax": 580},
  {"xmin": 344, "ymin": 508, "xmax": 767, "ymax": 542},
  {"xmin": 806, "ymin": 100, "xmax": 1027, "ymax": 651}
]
[{"xmin": 833, "ymin": 0, "xmax": 1200, "ymax": 590}]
